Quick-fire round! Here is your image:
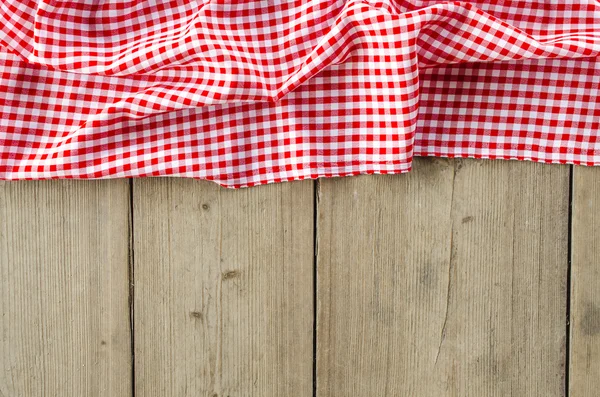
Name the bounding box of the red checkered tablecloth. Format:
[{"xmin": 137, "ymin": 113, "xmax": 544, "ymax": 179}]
[{"xmin": 1, "ymin": 1, "xmax": 599, "ymax": 187}]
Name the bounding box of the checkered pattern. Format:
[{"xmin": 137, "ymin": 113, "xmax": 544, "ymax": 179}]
[{"xmin": 1, "ymin": 0, "xmax": 599, "ymax": 188}]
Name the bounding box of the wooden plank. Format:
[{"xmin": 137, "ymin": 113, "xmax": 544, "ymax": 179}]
[
  {"xmin": 133, "ymin": 178, "xmax": 314, "ymax": 397},
  {"xmin": 0, "ymin": 180, "xmax": 132, "ymax": 396},
  {"xmin": 316, "ymin": 158, "xmax": 569, "ymax": 396},
  {"xmin": 570, "ymin": 166, "xmax": 600, "ymax": 396}
]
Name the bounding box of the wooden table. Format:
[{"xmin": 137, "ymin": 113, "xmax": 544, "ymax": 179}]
[{"xmin": 1, "ymin": 158, "xmax": 597, "ymax": 396}]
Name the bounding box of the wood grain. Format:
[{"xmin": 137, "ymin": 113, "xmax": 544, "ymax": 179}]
[
  {"xmin": 570, "ymin": 166, "xmax": 600, "ymax": 396},
  {"xmin": 132, "ymin": 178, "xmax": 314, "ymax": 397},
  {"xmin": 0, "ymin": 180, "xmax": 132, "ymax": 397},
  {"xmin": 316, "ymin": 158, "xmax": 569, "ymax": 396}
]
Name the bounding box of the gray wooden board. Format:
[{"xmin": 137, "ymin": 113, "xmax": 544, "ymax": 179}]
[
  {"xmin": 132, "ymin": 178, "xmax": 314, "ymax": 396},
  {"xmin": 0, "ymin": 180, "xmax": 132, "ymax": 397},
  {"xmin": 316, "ymin": 158, "xmax": 569, "ymax": 396},
  {"xmin": 570, "ymin": 166, "xmax": 600, "ymax": 396}
]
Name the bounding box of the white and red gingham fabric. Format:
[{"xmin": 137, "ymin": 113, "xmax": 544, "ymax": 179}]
[{"xmin": 1, "ymin": 0, "xmax": 599, "ymax": 188}]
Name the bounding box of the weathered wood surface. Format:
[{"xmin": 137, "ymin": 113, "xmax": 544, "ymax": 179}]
[
  {"xmin": 132, "ymin": 178, "xmax": 314, "ymax": 397},
  {"xmin": 2, "ymin": 160, "xmax": 598, "ymax": 396},
  {"xmin": 315, "ymin": 158, "xmax": 570, "ymax": 396},
  {"xmin": 0, "ymin": 180, "xmax": 132, "ymax": 397},
  {"xmin": 570, "ymin": 167, "xmax": 600, "ymax": 396}
]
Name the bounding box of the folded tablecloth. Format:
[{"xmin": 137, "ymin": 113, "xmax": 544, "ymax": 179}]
[{"xmin": 1, "ymin": 0, "xmax": 599, "ymax": 187}]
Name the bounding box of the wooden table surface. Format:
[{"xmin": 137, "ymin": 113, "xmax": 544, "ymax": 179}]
[{"xmin": 0, "ymin": 158, "xmax": 598, "ymax": 396}]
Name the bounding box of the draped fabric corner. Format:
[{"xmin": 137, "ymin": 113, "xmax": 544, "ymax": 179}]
[{"xmin": 1, "ymin": 0, "xmax": 599, "ymax": 188}]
